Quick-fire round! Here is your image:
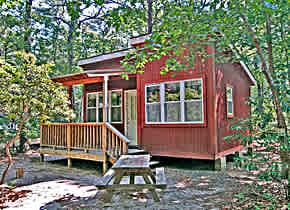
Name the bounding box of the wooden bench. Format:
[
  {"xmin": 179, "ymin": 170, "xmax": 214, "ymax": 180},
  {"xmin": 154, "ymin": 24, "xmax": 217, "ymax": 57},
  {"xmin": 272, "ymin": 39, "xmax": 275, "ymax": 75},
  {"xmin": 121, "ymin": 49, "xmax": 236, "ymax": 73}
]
[
  {"xmin": 155, "ymin": 167, "xmax": 167, "ymax": 189},
  {"xmin": 96, "ymin": 169, "xmax": 116, "ymax": 190}
]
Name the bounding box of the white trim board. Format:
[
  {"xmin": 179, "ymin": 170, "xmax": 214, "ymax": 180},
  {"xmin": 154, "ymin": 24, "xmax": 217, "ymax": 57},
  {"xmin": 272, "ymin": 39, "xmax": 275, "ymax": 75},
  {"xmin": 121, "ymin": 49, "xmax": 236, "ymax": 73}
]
[
  {"xmin": 129, "ymin": 34, "xmax": 151, "ymax": 46},
  {"xmin": 240, "ymin": 61, "xmax": 257, "ymax": 85},
  {"xmin": 229, "ymin": 44, "xmax": 257, "ymax": 85},
  {"xmin": 77, "ymin": 50, "xmax": 131, "ymax": 66}
]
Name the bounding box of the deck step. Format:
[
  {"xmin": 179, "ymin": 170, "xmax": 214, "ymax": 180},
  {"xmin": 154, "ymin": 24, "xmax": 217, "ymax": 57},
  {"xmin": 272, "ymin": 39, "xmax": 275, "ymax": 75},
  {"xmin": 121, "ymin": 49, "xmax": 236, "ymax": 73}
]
[
  {"xmin": 149, "ymin": 161, "xmax": 160, "ymax": 167},
  {"xmin": 128, "ymin": 145, "xmax": 140, "ymax": 149},
  {"xmin": 127, "ymin": 149, "xmax": 148, "ymax": 155}
]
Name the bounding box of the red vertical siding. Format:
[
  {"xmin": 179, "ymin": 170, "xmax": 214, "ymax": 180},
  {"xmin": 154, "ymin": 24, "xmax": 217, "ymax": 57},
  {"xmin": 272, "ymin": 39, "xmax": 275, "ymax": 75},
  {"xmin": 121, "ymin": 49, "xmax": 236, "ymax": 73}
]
[
  {"xmin": 138, "ymin": 45, "xmax": 217, "ymax": 159},
  {"xmin": 215, "ymin": 63, "xmax": 252, "ymax": 154}
]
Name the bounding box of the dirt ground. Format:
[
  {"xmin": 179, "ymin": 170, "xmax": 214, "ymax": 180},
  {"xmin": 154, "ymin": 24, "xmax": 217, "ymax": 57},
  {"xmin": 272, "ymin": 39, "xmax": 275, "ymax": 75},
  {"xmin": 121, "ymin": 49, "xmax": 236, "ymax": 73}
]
[{"xmin": 0, "ymin": 151, "xmax": 261, "ymax": 210}]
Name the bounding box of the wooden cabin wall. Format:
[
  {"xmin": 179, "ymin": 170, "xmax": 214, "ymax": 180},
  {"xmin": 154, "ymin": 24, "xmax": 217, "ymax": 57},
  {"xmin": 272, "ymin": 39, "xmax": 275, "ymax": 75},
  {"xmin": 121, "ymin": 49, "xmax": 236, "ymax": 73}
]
[
  {"xmin": 138, "ymin": 45, "xmax": 217, "ymax": 159},
  {"xmin": 83, "ymin": 76, "xmax": 136, "ymax": 133},
  {"xmin": 215, "ymin": 63, "xmax": 252, "ymax": 154}
]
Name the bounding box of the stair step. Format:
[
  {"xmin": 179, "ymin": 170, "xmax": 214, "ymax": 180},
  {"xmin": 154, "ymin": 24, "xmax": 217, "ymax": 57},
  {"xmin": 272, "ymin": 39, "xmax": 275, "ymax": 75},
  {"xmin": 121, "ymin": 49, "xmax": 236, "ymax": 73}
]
[
  {"xmin": 128, "ymin": 145, "xmax": 140, "ymax": 149},
  {"xmin": 149, "ymin": 161, "xmax": 160, "ymax": 167},
  {"xmin": 127, "ymin": 149, "xmax": 147, "ymax": 155}
]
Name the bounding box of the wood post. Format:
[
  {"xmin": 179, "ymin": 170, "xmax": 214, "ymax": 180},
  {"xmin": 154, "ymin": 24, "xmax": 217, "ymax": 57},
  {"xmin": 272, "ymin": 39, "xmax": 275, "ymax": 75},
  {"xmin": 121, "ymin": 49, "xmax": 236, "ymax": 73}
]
[
  {"xmin": 214, "ymin": 156, "xmax": 226, "ymax": 170},
  {"xmin": 40, "ymin": 153, "xmax": 44, "ymax": 162},
  {"xmin": 67, "ymin": 124, "xmax": 71, "ymax": 151},
  {"xmin": 16, "ymin": 168, "xmax": 23, "ymax": 179},
  {"xmin": 103, "ymin": 75, "xmax": 109, "ymax": 122},
  {"xmin": 102, "ymin": 124, "xmax": 107, "ymax": 152},
  {"xmin": 67, "ymin": 86, "xmax": 73, "ymax": 109},
  {"xmin": 68, "ymin": 157, "xmax": 72, "ymax": 168},
  {"xmin": 40, "ymin": 124, "xmax": 43, "ymax": 147},
  {"xmin": 103, "ymin": 153, "xmax": 108, "ymax": 174}
]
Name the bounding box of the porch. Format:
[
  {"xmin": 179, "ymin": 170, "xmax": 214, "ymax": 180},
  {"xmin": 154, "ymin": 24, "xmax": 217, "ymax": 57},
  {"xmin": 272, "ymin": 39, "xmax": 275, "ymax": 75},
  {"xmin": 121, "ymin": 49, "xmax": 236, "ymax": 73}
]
[{"xmin": 40, "ymin": 122, "xmax": 130, "ymax": 172}]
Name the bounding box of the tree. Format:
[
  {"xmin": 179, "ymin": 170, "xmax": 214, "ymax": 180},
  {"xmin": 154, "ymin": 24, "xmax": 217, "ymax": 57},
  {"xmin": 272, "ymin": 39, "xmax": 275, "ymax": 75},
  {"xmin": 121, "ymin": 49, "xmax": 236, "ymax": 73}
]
[
  {"xmin": 0, "ymin": 51, "xmax": 73, "ymax": 184},
  {"xmin": 122, "ymin": 0, "xmax": 289, "ymax": 200}
]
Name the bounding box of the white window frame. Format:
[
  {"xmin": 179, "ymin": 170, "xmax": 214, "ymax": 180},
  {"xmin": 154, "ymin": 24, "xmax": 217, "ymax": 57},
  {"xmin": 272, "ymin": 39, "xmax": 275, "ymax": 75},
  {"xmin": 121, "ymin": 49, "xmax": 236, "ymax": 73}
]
[
  {"xmin": 145, "ymin": 78, "xmax": 204, "ymax": 124},
  {"xmin": 145, "ymin": 84, "xmax": 162, "ymax": 123},
  {"xmin": 226, "ymin": 86, "xmax": 234, "ymax": 117},
  {"xmin": 183, "ymin": 79, "xmax": 204, "ymax": 123},
  {"xmin": 164, "ymin": 81, "xmax": 182, "ymax": 122},
  {"xmin": 109, "ymin": 89, "xmax": 123, "ymax": 123},
  {"xmin": 86, "ymin": 92, "xmax": 103, "ymax": 122}
]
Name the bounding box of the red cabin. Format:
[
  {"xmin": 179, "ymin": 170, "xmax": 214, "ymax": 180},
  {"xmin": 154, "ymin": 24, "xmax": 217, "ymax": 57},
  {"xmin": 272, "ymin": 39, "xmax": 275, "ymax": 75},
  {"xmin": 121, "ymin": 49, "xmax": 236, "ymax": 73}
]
[{"xmin": 40, "ymin": 35, "xmax": 256, "ymax": 171}]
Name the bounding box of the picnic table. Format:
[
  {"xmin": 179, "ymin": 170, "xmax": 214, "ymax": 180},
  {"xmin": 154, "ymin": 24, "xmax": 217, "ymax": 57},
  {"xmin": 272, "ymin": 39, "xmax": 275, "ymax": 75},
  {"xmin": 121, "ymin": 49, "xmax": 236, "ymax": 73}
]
[{"xmin": 97, "ymin": 154, "xmax": 166, "ymax": 202}]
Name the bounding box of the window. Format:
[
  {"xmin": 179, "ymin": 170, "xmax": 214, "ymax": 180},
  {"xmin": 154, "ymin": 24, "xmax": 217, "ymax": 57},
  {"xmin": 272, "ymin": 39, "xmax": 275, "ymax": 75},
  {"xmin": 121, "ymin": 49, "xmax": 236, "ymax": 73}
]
[
  {"xmin": 110, "ymin": 90, "xmax": 122, "ymax": 122},
  {"xmin": 184, "ymin": 80, "xmax": 203, "ymax": 122},
  {"xmin": 226, "ymin": 86, "xmax": 233, "ymax": 117},
  {"xmin": 87, "ymin": 92, "xmax": 103, "ymax": 122},
  {"xmin": 145, "ymin": 78, "xmax": 204, "ymax": 124},
  {"xmin": 165, "ymin": 82, "xmax": 181, "ymax": 122},
  {"xmin": 146, "ymin": 85, "xmax": 161, "ymax": 122}
]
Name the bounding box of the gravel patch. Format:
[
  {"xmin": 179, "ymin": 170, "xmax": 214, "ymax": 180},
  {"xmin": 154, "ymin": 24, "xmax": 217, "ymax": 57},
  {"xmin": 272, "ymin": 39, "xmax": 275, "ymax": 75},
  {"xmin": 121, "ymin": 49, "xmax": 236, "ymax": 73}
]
[{"xmin": 0, "ymin": 153, "xmax": 246, "ymax": 209}]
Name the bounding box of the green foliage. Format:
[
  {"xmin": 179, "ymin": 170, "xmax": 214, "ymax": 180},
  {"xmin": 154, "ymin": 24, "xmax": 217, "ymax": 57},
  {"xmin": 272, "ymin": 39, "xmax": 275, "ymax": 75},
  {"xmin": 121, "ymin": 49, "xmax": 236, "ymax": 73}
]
[
  {"xmin": 0, "ymin": 115, "xmax": 16, "ymax": 146},
  {"xmin": 0, "ymin": 51, "xmax": 74, "ymax": 128},
  {"xmin": 122, "ymin": 0, "xmax": 289, "ymax": 202}
]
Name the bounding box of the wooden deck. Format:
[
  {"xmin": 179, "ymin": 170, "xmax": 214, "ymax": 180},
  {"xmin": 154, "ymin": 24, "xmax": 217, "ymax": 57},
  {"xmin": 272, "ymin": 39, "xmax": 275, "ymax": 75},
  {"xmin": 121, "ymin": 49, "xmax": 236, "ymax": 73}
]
[{"xmin": 40, "ymin": 122, "xmax": 130, "ymax": 172}]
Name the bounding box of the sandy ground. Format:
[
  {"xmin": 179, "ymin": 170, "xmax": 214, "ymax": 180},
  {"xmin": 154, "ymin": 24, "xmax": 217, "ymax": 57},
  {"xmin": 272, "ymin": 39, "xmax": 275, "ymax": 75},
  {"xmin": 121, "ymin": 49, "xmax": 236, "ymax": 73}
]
[{"xmin": 0, "ymin": 152, "xmax": 250, "ymax": 210}]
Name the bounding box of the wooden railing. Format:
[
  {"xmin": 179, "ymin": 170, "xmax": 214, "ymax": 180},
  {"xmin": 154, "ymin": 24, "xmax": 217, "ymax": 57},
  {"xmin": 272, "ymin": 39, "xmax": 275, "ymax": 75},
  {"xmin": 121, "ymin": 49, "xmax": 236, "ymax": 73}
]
[
  {"xmin": 40, "ymin": 122, "xmax": 130, "ymax": 159},
  {"xmin": 104, "ymin": 122, "xmax": 130, "ymax": 159}
]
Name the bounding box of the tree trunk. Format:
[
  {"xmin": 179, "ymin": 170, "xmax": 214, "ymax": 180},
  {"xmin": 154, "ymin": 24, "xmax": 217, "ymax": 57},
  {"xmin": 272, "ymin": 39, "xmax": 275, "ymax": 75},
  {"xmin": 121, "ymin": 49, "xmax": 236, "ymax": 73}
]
[
  {"xmin": 257, "ymin": 82, "xmax": 264, "ymax": 116},
  {"xmin": 265, "ymin": 13, "xmax": 274, "ymax": 75},
  {"xmin": 18, "ymin": 130, "xmax": 26, "ymax": 153},
  {"xmin": 24, "ymin": 0, "xmax": 33, "ymax": 53},
  {"xmin": 67, "ymin": 23, "xmax": 74, "ymax": 74},
  {"xmin": 239, "ymin": 9, "xmax": 289, "ymax": 199},
  {"xmin": 66, "ymin": 23, "xmax": 75, "ymax": 109},
  {"xmin": 147, "ymin": 0, "xmax": 153, "ymax": 34},
  {"xmin": 0, "ymin": 117, "xmax": 29, "ymax": 184}
]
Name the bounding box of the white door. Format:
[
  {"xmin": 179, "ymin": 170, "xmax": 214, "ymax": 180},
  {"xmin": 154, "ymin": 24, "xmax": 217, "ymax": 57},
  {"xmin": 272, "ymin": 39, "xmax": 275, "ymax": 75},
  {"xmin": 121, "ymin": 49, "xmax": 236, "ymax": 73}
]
[{"xmin": 125, "ymin": 90, "xmax": 137, "ymax": 145}]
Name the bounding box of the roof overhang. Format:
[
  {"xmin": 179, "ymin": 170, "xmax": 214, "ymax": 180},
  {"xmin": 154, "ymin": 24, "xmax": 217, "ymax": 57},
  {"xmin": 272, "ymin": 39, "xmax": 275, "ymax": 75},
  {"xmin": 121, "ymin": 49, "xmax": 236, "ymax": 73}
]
[
  {"xmin": 52, "ymin": 68, "xmax": 124, "ymax": 86},
  {"xmin": 77, "ymin": 50, "xmax": 131, "ymax": 66},
  {"xmin": 239, "ymin": 61, "xmax": 257, "ymax": 86},
  {"xmin": 77, "ymin": 35, "xmax": 152, "ymax": 67},
  {"xmin": 229, "ymin": 44, "xmax": 257, "ymax": 86},
  {"xmin": 129, "ymin": 34, "xmax": 151, "ymax": 46}
]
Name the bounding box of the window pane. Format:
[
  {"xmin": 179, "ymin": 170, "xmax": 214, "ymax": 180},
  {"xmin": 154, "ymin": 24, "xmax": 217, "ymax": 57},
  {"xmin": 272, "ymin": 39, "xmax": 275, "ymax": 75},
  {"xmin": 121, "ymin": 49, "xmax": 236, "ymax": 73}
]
[
  {"xmin": 131, "ymin": 96, "xmax": 136, "ymax": 120},
  {"xmin": 146, "ymin": 104, "xmax": 161, "ymax": 122},
  {"xmin": 88, "ymin": 94, "xmax": 96, "ymax": 107},
  {"xmin": 227, "ymin": 101, "xmax": 233, "ymax": 114},
  {"xmin": 185, "ymin": 101, "xmax": 202, "ymax": 122},
  {"xmin": 98, "ymin": 108, "xmax": 103, "ymax": 122},
  {"xmin": 146, "ymin": 86, "xmax": 160, "ymax": 103},
  {"xmin": 165, "ymin": 83, "xmax": 180, "ymax": 102},
  {"xmin": 111, "ymin": 107, "xmax": 121, "ymax": 122},
  {"xmin": 111, "ymin": 91, "xmax": 122, "ymax": 106},
  {"xmin": 87, "ymin": 109, "xmax": 96, "ymax": 122},
  {"xmin": 98, "ymin": 93, "xmax": 103, "ymax": 108},
  {"xmin": 165, "ymin": 102, "xmax": 181, "ymax": 122},
  {"xmin": 185, "ymin": 80, "xmax": 202, "ymax": 100},
  {"xmin": 227, "ymin": 87, "xmax": 232, "ymax": 101}
]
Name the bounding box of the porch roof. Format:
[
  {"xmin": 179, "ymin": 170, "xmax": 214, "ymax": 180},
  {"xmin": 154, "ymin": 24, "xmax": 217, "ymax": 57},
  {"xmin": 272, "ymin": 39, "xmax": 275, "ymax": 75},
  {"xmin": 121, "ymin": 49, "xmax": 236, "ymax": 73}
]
[{"xmin": 52, "ymin": 68, "xmax": 124, "ymax": 86}]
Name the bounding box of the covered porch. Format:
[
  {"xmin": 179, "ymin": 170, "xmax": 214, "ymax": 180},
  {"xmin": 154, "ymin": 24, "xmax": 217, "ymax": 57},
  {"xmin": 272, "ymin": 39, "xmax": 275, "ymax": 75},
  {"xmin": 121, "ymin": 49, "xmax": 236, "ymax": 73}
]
[{"xmin": 40, "ymin": 66, "xmax": 139, "ymax": 172}]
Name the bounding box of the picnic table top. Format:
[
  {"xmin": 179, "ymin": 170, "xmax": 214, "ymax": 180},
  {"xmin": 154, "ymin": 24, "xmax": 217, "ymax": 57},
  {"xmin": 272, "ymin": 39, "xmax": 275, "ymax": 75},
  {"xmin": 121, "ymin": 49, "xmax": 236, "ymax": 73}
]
[{"xmin": 112, "ymin": 155, "xmax": 150, "ymax": 169}]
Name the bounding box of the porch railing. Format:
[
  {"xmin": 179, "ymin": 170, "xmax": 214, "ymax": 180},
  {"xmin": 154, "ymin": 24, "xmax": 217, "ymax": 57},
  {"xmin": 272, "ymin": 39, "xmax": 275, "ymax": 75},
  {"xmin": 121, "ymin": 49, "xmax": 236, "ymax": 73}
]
[
  {"xmin": 40, "ymin": 122, "xmax": 130, "ymax": 158},
  {"xmin": 104, "ymin": 122, "xmax": 129, "ymax": 158}
]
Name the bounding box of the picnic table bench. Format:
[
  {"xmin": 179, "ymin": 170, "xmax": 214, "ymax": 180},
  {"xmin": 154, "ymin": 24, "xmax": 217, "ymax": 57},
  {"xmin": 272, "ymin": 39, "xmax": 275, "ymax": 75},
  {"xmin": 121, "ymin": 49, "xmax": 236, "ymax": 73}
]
[{"xmin": 96, "ymin": 155, "xmax": 166, "ymax": 202}]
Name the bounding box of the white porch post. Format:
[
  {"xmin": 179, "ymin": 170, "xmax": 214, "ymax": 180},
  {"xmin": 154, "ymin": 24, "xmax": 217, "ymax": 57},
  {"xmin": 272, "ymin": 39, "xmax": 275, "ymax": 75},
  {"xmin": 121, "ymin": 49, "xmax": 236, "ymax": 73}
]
[{"xmin": 103, "ymin": 75, "xmax": 109, "ymax": 122}]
